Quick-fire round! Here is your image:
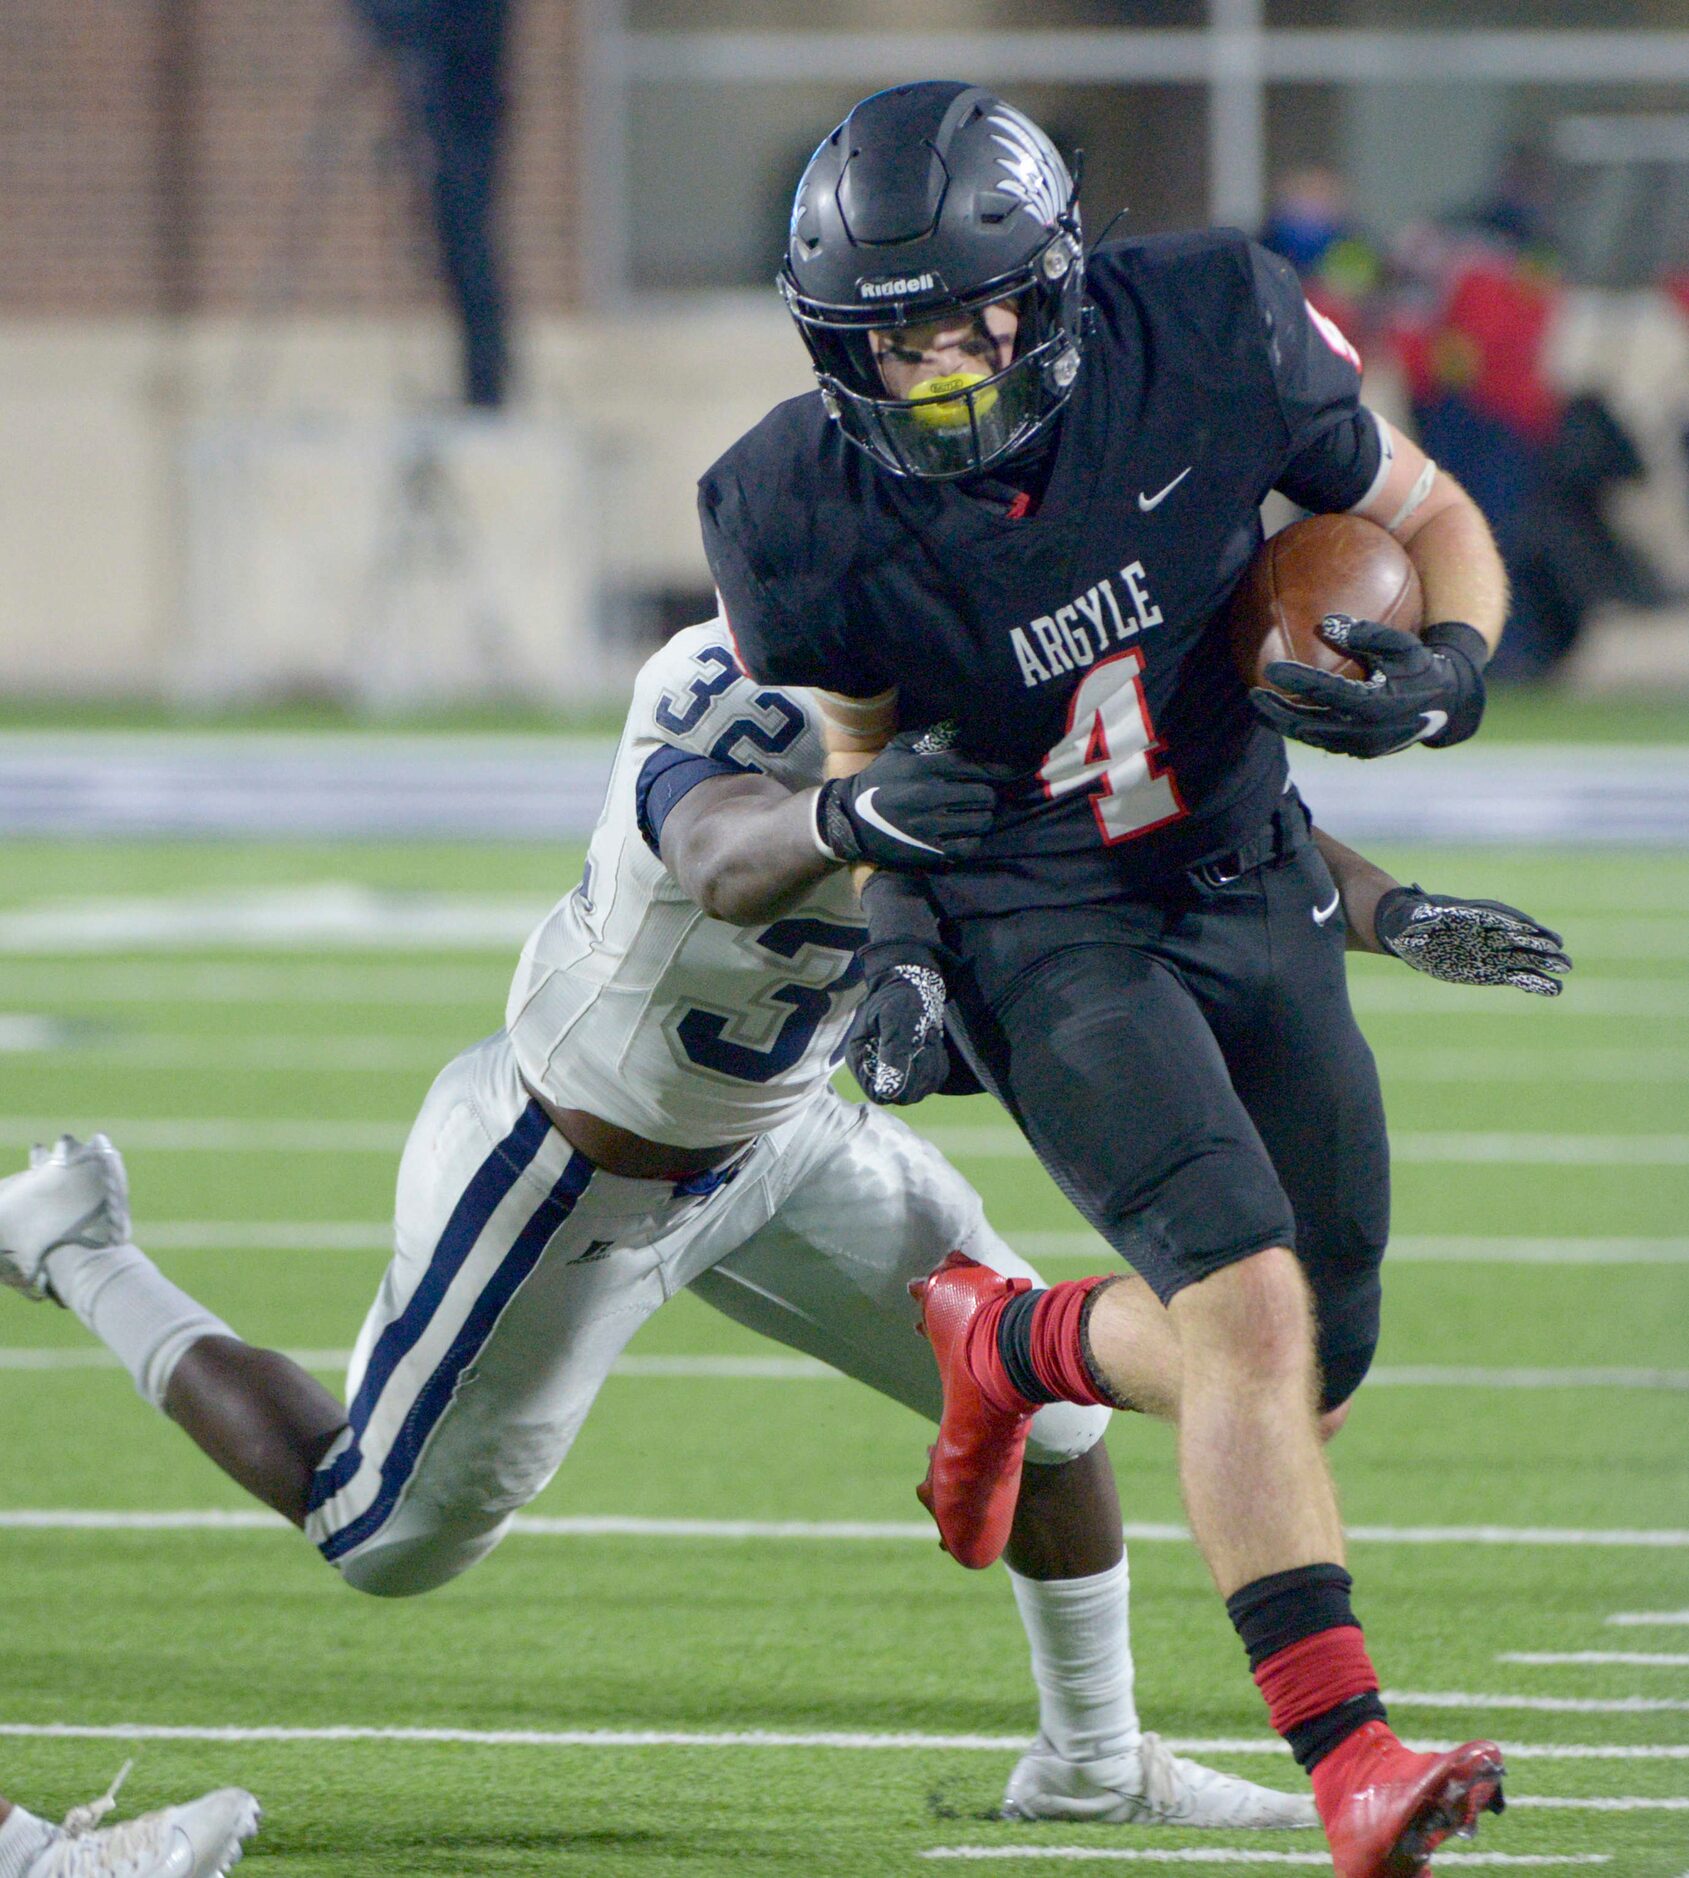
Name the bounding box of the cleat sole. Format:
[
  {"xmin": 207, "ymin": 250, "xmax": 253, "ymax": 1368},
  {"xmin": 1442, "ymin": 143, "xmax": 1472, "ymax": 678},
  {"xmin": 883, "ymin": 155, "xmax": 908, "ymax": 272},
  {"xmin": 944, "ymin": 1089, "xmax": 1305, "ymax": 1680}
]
[{"xmin": 1383, "ymin": 1750, "xmax": 1505, "ymax": 1878}]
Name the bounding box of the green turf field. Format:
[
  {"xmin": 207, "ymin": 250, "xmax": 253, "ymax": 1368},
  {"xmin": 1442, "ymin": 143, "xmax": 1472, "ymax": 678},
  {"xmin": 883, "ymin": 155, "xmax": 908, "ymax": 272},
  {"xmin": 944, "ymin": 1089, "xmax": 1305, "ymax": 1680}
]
[
  {"xmin": 2, "ymin": 683, "xmax": 1688, "ymax": 745},
  {"xmin": 0, "ymin": 838, "xmax": 1685, "ymax": 1874}
]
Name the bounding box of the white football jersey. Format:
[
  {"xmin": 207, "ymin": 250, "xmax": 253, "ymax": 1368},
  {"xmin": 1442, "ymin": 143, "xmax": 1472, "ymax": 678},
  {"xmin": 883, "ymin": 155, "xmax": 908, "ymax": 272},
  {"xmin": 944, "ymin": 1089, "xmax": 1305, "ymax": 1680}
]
[{"xmin": 505, "ymin": 623, "xmax": 866, "ymax": 1148}]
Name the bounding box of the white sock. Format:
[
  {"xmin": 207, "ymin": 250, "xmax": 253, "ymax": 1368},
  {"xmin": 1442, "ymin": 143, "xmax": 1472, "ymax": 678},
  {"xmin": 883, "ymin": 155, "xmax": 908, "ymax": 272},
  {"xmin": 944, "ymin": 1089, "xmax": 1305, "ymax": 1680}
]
[
  {"xmin": 0, "ymin": 1806, "xmax": 55, "ymax": 1878},
  {"xmin": 44, "ymin": 1239, "xmax": 237, "ymax": 1409},
  {"xmin": 1008, "ymin": 1556, "xmax": 1140, "ymax": 1765}
]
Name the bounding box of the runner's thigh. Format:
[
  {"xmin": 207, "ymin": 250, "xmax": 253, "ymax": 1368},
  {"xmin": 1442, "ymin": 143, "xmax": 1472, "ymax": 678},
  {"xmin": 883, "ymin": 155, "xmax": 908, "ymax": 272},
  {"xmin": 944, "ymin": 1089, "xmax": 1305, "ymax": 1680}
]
[
  {"xmin": 1201, "ymin": 842, "xmax": 1391, "ymax": 1408},
  {"xmin": 952, "ymin": 925, "xmax": 1296, "ymax": 1303}
]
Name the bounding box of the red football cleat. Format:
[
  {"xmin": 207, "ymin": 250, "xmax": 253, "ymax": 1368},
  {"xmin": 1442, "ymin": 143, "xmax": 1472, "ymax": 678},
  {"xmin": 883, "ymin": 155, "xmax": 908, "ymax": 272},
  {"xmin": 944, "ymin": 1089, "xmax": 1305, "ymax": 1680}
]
[
  {"xmin": 1315, "ymin": 1720, "xmax": 1505, "ymax": 1878},
  {"xmin": 909, "ymin": 1251, "xmax": 1035, "ymax": 1570}
]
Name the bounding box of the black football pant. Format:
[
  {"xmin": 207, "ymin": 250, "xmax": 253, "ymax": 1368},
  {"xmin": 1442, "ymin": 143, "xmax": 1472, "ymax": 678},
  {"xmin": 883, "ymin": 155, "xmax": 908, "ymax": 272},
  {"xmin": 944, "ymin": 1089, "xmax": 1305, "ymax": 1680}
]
[{"xmin": 946, "ymin": 795, "xmax": 1389, "ymax": 1411}]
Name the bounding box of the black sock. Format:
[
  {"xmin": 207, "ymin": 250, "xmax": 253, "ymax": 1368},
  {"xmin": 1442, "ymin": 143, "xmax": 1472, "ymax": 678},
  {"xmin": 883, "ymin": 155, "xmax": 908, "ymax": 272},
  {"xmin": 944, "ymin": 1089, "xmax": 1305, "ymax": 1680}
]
[
  {"xmin": 994, "ymin": 1286, "xmax": 1057, "ymax": 1404},
  {"xmin": 1227, "ymin": 1563, "xmax": 1361, "ymax": 1668},
  {"xmin": 1228, "ymin": 1564, "xmax": 1388, "ymax": 1770}
]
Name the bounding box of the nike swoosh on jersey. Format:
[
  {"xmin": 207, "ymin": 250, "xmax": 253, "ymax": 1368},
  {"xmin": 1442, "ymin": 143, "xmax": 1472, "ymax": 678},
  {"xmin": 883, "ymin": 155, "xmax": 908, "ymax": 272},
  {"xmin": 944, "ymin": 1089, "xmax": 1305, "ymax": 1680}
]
[
  {"xmin": 855, "ymin": 788, "xmax": 943, "ymax": 855},
  {"xmin": 1312, "ymin": 890, "xmax": 1342, "ymax": 926},
  {"xmin": 1137, "ymin": 466, "xmax": 1193, "ymax": 512}
]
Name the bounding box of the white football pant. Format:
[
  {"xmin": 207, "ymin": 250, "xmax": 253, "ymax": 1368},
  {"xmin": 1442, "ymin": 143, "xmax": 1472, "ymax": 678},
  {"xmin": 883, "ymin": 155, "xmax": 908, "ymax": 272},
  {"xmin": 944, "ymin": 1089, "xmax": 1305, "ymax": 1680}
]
[{"xmin": 304, "ymin": 1031, "xmax": 1108, "ymax": 1594}]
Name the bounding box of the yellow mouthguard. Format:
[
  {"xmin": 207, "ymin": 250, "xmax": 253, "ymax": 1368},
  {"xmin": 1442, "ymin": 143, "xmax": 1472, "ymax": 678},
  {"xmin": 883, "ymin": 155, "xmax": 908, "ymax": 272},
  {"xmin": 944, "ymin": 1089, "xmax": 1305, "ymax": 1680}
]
[{"xmin": 906, "ymin": 370, "xmax": 999, "ymax": 430}]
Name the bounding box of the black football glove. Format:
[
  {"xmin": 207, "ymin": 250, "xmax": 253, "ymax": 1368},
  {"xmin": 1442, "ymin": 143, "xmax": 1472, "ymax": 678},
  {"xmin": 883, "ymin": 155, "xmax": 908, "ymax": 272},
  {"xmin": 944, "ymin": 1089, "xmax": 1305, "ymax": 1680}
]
[
  {"xmin": 815, "ymin": 725, "xmax": 1009, "ymax": 871},
  {"xmin": 844, "ymin": 873, "xmax": 953, "ymax": 1105},
  {"xmin": 1374, "ymin": 885, "xmax": 1572, "ymax": 995},
  {"xmin": 1251, "ymin": 615, "xmax": 1488, "ymax": 759}
]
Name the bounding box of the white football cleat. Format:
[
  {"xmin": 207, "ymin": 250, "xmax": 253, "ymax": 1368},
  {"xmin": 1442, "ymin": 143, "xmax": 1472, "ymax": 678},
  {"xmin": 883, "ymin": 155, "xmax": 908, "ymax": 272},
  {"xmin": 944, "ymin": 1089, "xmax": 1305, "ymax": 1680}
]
[
  {"xmin": 25, "ymin": 1780, "xmax": 260, "ymax": 1878},
  {"xmin": 1002, "ymin": 1730, "xmax": 1319, "ymax": 1829},
  {"xmin": 0, "ymin": 1133, "xmax": 131, "ymax": 1300}
]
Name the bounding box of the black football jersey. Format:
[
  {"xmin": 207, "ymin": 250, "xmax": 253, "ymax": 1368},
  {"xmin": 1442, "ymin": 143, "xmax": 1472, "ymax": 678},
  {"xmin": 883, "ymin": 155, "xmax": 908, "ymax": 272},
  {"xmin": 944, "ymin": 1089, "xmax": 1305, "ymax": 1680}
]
[{"xmin": 699, "ymin": 230, "xmax": 1379, "ymax": 914}]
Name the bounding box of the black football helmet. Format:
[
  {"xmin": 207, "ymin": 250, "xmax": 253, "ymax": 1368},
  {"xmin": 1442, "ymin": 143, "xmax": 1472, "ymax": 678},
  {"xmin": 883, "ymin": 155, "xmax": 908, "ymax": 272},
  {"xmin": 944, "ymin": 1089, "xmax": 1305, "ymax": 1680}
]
[{"xmin": 781, "ymin": 81, "xmax": 1085, "ymax": 481}]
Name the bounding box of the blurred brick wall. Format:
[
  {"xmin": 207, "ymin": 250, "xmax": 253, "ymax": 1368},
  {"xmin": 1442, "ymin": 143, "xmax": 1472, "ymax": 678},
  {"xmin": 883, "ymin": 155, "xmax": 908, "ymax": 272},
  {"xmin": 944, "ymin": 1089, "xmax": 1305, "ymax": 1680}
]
[{"xmin": 0, "ymin": 0, "xmax": 581, "ymax": 318}]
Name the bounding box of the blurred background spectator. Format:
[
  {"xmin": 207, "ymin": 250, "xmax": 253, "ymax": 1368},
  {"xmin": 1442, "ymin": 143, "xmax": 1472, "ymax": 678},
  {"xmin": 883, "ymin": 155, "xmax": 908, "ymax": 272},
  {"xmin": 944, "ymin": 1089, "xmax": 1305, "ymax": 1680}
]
[
  {"xmin": 1261, "ymin": 164, "xmax": 1383, "ymax": 356},
  {"xmin": 352, "ymin": 0, "xmax": 515, "ymax": 409},
  {"xmin": 0, "ymin": 0, "xmax": 1684, "ymax": 709}
]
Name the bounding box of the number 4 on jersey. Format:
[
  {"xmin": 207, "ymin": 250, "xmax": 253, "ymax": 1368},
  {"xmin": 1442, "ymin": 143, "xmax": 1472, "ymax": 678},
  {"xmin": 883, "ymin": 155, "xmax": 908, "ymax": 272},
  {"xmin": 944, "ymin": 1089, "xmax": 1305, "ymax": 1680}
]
[{"xmin": 1039, "ymin": 648, "xmax": 1187, "ymax": 844}]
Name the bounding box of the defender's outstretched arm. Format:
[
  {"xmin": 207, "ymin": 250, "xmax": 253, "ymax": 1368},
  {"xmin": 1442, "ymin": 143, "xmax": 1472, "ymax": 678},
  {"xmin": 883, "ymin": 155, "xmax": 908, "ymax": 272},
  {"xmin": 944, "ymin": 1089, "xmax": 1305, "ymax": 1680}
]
[{"xmin": 660, "ymin": 691, "xmax": 993, "ymax": 924}]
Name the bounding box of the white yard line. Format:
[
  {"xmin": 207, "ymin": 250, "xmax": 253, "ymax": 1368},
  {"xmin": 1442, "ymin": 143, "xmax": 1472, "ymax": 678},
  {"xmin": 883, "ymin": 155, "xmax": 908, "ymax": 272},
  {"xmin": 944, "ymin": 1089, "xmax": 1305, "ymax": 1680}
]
[
  {"xmin": 13, "ymin": 1030, "xmax": 1689, "ymax": 1084},
  {"xmin": 1608, "ymin": 1613, "xmax": 1689, "ymax": 1627},
  {"xmin": 1015, "ymin": 1233, "xmax": 1689, "ymax": 1265},
  {"xmin": 101, "ymin": 1037, "xmax": 444, "ymax": 1072},
  {"xmin": 1363, "ymin": 1368, "xmax": 1689, "ymax": 1390},
  {"xmin": 918, "ymin": 1127, "xmax": 1689, "ymax": 1166},
  {"xmin": 923, "ymin": 1854, "xmax": 1606, "ymax": 1868},
  {"xmin": 12, "ymin": 1119, "xmax": 1689, "ymax": 1166},
  {"xmin": 922, "ymin": 1853, "xmax": 1606, "ymax": 1867},
  {"xmin": 1347, "ymin": 980, "xmax": 1689, "ymax": 1017},
  {"xmin": 1500, "ymin": 1652, "xmax": 1689, "ymax": 1667},
  {"xmin": 0, "ymin": 1349, "xmax": 357, "ymax": 1373},
  {"xmin": 5, "ymin": 959, "xmax": 1686, "ymax": 1014},
  {"xmin": 1381, "ymin": 1690, "xmax": 1689, "ymax": 1714},
  {"xmin": 1370, "ymin": 1048, "xmax": 1689, "ymax": 1083},
  {"xmin": 0, "ymin": 888, "xmax": 547, "ymax": 955},
  {"xmin": 1, "ymin": 1509, "xmax": 1685, "ymax": 1548},
  {"xmin": 129, "ymin": 1224, "xmax": 1689, "ymax": 1264},
  {"xmin": 144, "ymin": 1221, "xmax": 393, "ymax": 1251},
  {"xmin": 6, "ymin": 1347, "xmax": 1686, "ymax": 1391},
  {"xmin": 0, "ymin": 964, "xmax": 499, "ymax": 1005},
  {"xmin": 0, "ymin": 1721, "xmax": 1677, "ymax": 1763},
  {"xmin": 1509, "ymin": 1796, "xmax": 1689, "ymax": 1810},
  {"xmin": 0, "ymin": 1119, "xmax": 408, "ymax": 1153},
  {"xmin": 923, "ymin": 1127, "xmax": 1689, "ymax": 1166}
]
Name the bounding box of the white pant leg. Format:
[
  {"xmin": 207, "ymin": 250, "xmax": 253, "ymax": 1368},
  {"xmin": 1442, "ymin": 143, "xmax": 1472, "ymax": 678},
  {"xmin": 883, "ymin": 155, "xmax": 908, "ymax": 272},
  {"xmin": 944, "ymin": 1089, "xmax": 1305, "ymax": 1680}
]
[
  {"xmin": 688, "ymin": 1093, "xmax": 1111, "ymax": 1467},
  {"xmin": 307, "ymin": 1034, "xmax": 763, "ymax": 1596}
]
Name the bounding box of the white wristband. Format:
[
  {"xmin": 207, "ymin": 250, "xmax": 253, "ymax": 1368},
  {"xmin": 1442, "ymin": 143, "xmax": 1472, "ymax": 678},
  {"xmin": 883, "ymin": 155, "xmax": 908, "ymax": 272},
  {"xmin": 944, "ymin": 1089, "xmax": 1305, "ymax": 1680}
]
[{"xmin": 808, "ymin": 787, "xmax": 843, "ymax": 863}]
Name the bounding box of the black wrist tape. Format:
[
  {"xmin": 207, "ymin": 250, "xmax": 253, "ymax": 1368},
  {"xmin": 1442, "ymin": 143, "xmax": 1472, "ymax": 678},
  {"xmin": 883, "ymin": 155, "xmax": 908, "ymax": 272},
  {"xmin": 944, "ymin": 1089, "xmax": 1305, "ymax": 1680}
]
[
  {"xmin": 1371, "ymin": 883, "xmax": 1426, "ymax": 956},
  {"xmin": 1423, "ymin": 619, "xmax": 1490, "ymax": 671}
]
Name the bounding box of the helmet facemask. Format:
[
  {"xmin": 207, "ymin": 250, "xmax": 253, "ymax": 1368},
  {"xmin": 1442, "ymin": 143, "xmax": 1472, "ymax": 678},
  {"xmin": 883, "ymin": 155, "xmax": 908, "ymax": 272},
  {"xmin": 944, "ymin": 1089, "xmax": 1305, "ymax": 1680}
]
[
  {"xmin": 781, "ymin": 86, "xmax": 1087, "ymax": 482},
  {"xmin": 786, "ymin": 255, "xmax": 1083, "ymax": 481}
]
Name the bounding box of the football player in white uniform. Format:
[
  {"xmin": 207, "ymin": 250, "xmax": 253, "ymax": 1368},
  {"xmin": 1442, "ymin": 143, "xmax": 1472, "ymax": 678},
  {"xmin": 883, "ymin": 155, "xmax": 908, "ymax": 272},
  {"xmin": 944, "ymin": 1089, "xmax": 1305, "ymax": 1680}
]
[
  {"xmin": 0, "ymin": 1772, "xmax": 257, "ymax": 1878},
  {"xmin": 0, "ymin": 625, "xmax": 1566, "ymax": 1831}
]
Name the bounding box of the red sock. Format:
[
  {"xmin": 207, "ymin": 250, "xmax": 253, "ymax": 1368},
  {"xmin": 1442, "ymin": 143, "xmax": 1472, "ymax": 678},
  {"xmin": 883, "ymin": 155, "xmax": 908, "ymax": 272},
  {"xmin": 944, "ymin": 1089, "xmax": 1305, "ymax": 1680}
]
[
  {"xmin": 1027, "ymin": 1277, "xmax": 1113, "ymax": 1405},
  {"xmin": 1254, "ymin": 1623, "xmax": 1392, "ymax": 1800},
  {"xmin": 960, "ymin": 1282, "xmax": 1037, "ymax": 1416},
  {"xmin": 965, "ymin": 1278, "xmax": 1113, "ymax": 1413}
]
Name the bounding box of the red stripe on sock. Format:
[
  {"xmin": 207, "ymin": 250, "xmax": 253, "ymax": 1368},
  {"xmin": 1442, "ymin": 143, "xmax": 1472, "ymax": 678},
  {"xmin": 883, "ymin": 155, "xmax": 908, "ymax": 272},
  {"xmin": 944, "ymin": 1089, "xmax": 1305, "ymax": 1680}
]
[
  {"xmin": 1027, "ymin": 1277, "xmax": 1112, "ymax": 1407},
  {"xmin": 1254, "ymin": 1625, "xmax": 1379, "ymax": 1738}
]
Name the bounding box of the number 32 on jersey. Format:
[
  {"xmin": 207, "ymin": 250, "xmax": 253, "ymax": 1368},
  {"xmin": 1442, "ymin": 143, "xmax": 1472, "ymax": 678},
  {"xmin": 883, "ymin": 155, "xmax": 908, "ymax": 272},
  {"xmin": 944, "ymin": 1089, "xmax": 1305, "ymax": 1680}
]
[{"xmin": 1039, "ymin": 648, "xmax": 1187, "ymax": 844}]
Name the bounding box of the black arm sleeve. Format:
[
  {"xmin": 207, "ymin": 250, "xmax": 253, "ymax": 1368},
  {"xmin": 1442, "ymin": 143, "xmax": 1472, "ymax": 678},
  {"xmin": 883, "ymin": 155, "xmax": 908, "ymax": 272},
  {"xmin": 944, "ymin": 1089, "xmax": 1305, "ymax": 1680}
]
[
  {"xmin": 1246, "ymin": 241, "xmax": 1368, "ymax": 478},
  {"xmin": 1275, "ymin": 407, "xmax": 1387, "ymax": 516}
]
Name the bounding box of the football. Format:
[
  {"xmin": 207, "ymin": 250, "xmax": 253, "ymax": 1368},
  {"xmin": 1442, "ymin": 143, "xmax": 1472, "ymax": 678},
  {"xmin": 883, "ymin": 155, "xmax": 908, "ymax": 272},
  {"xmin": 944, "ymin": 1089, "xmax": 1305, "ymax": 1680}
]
[{"xmin": 1230, "ymin": 512, "xmax": 1424, "ymax": 691}]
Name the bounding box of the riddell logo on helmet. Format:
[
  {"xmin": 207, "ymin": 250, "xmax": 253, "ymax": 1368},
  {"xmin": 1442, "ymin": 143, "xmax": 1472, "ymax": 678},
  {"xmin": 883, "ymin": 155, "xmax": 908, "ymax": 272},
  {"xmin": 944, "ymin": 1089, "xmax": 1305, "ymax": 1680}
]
[{"xmin": 858, "ymin": 273, "xmax": 940, "ymax": 300}]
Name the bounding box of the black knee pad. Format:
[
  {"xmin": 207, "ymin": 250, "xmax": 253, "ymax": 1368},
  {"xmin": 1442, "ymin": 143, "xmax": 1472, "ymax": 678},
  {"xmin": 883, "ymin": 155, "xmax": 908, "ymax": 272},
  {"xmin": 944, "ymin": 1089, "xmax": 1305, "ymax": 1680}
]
[{"xmin": 1309, "ymin": 1245, "xmax": 1383, "ymax": 1413}]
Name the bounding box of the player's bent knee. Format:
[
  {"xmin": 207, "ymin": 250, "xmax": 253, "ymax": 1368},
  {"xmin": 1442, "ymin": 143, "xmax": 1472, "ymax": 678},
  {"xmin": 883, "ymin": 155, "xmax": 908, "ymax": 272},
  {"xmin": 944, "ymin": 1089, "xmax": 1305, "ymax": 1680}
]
[
  {"xmin": 1179, "ymin": 1245, "xmax": 1316, "ymax": 1386},
  {"xmin": 1025, "ymin": 1399, "xmax": 1110, "ymax": 1468},
  {"xmin": 1311, "ymin": 1258, "xmax": 1382, "ymax": 1415},
  {"xmin": 332, "ymin": 1506, "xmax": 514, "ymax": 1599},
  {"xmin": 1317, "ymin": 1332, "xmax": 1377, "ymax": 1420}
]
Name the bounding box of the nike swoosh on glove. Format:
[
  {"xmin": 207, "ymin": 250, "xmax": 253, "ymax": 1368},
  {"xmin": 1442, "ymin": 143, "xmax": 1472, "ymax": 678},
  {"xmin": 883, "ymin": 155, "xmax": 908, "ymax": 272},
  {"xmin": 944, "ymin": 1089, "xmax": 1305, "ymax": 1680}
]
[
  {"xmin": 845, "ymin": 870, "xmax": 954, "ymax": 1104},
  {"xmin": 1374, "ymin": 885, "xmax": 1573, "ymax": 995},
  {"xmin": 815, "ymin": 725, "xmax": 1013, "ymax": 871},
  {"xmin": 1250, "ymin": 615, "xmax": 1487, "ymax": 759}
]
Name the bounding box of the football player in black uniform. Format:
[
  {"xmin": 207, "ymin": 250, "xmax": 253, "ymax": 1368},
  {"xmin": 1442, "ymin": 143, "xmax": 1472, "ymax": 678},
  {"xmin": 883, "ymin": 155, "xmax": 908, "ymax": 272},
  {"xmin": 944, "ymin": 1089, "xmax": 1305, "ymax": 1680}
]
[{"xmin": 700, "ymin": 82, "xmax": 1548, "ymax": 1877}]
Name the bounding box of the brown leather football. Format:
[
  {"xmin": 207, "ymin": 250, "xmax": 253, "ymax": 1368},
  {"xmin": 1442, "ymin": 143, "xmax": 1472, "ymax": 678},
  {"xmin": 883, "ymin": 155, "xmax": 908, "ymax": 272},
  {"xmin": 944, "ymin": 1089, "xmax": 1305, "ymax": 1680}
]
[{"xmin": 1230, "ymin": 513, "xmax": 1424, "ymax": 691}]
